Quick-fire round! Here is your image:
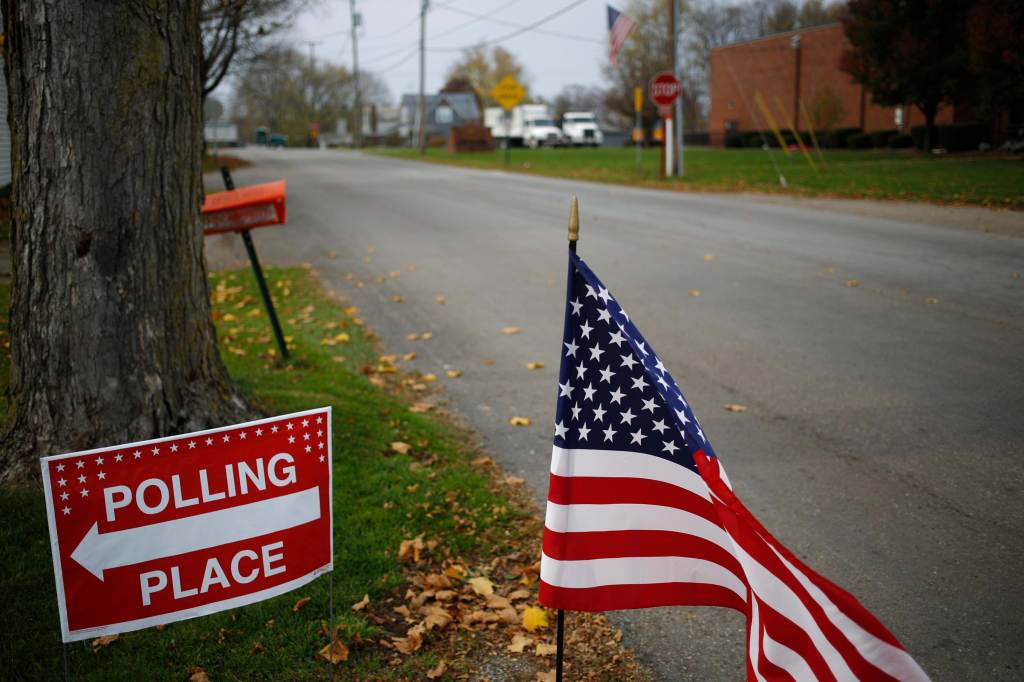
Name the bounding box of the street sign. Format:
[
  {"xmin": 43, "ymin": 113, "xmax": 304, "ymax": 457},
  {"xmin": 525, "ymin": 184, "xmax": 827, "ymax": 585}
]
[
  {"xmin": 41, "ymin": 407, "xmax": 333, "ymax": 642},
  {"xmin": 202, "ymin": 179, "xmax": 287, "ymax": 235},
  {"xmin": 490, "ymin": 75, "xmax": 526, "ymax": 111},
  {"xmin": 648, "ymin": 71, "xmax": 681, "ymax": 118},
  {"xmin": 633, "ymin": 86, "xmax": 643, "ymax": 113}
]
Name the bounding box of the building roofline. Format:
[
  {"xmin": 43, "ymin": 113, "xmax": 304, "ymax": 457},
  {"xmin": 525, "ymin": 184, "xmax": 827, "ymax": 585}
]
[{"xmin": 710, "ymin": 21, "xmax": 843, "ymax": 52}]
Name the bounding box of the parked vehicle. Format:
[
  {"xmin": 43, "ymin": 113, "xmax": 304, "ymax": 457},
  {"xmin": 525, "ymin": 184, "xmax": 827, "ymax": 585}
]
[
  {"xmin": 484, "ymin": 106, "xmax": 523, "ymax": 145},
  {"xmin": 523, "ymin": 114, "xmax": 565, "ymax": 148},
  {"xmin": 561, "ymin": 112, "xmax": 603, "ymax": 147},
  {"xmin": 485, "ymin": 104, "xmax": 566, "ymax": 148}
]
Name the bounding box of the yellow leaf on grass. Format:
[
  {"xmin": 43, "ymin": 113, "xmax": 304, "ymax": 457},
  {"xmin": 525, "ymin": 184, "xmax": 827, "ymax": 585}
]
[
  {"xmin": 444, "ymin": 564, "xmax": 467, "ymax": 580},
  {"xmin": 526, "ymin": 361, "xmax": 545, "ymax": 369},
  {"xmin": 509, "ymin": 417, "xmax": 531, "ymax": 426},
  {"xmin": 501, "ymin": 326, "xmax": 522, "ymax": 335},
  {"xmin": 426, "ymin": 659, "xmax": 447, "ymax": 679},
  {"xmin": 392, "ymin": 625, "xmax": 424, "ymax": 654},
  {"xmin": 189, "ymin": 668, "xmax": 212, "ymax": 682},
  {"xmin": 446, "ymin": 369, "xmax": 462, "ymax": 378},
  {"xmin": 351, "ymin": 594, "xmax": 369, "ymax": 612},
  {"xmin": 468, "ymin": 576, "xmax": 494, "ymax": 597},
  {"xmin": 292, "ymin": 596, "xmax": 311, "ymax": 612},
  {"xmin": 422, "ymin": 373, "xmax": 437, "ymax": 382},
  {"xmin": 391, "ymin": 442, "xmax": 411, "ymax": 455},
  {"xmin": 92, "ymin": 634, "xmax": 119, "ymax": 649},
  {"xmin": 522, "ymin": 606, "xmax": 549, "ymax": 632},
  {"xmin": 398, "ymin": 536, "xmax": 425, "ymax": 563},
  {"xmin": 723, "ymin": 404, "xmax": 747, "ymax": 413},
  {"xmin": 471, "ymin": 456, "xmax": 494, "ymax": 466},
  {"xmin": 508, "ymin": 634, "xmax": 532, "ymax": 653},
  {"xmin": 535, "ymin": 642, "xmax": 557, "ymax": 656},
  {"xmin": 318, "ymin": 639, "xmax": 349, "ymax": 664}
]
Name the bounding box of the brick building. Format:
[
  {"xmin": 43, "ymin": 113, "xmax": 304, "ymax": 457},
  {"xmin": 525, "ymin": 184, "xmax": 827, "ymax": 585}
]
[{"xmin": 708, "ymin": 23, "xmax": 954, "ymax": 146}]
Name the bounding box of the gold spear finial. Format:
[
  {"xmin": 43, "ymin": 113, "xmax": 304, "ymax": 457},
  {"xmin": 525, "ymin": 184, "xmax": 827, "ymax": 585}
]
[{"xmin": 567, "ymin": 196, "xmax": 579, "ymax": 243}]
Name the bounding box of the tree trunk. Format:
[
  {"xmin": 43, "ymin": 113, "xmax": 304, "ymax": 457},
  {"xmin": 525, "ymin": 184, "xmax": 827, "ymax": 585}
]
[
  {"xmin": 921, "ymin": 100, "xmax": 939, "ymax": 151},
  {"xmin": 1, "ymin": 0, "xmax": 252, "ymax": 482}
]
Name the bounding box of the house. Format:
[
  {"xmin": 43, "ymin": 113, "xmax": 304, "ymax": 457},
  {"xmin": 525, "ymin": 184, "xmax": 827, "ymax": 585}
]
[
  {"xmin": 398, "ymin": 92, "xmax": 482, "ymax": 145},
  {"xmin": 708, "ymin": 23, "xmax": 956, "ymax": 145}
]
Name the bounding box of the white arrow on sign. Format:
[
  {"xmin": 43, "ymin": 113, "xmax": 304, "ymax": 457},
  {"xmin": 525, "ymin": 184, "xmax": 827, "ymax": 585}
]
[{"xmin": 70, "ymin": 487, "xmax": 321, "ymax": 581}]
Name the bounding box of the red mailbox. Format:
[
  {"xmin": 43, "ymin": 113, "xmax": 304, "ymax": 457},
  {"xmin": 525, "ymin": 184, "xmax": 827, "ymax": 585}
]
[{"xmin": 202, "ymin": 179, "xmax": 287, "ymax": 235}]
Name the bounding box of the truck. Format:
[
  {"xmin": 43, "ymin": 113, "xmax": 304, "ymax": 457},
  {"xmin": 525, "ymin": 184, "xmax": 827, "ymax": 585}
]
[
  {"xmin": 560, "ymin": 111, "xmax": 604, "ymax": 147},
  {"xmin": 485, "ymin": 104, "xmax": 565, "ymax": 148}
]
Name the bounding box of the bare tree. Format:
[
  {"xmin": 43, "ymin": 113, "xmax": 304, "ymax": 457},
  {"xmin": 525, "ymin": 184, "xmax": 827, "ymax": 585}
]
[{"xmin": 1, "ymin": 0, "xmax": 252, "ymax": 482}]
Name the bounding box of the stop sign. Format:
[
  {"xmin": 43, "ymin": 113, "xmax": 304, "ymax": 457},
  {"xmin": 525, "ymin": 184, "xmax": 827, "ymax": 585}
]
[{"xmin": 648, "ymin": 71, "xmax": 681, "ymax": 118}]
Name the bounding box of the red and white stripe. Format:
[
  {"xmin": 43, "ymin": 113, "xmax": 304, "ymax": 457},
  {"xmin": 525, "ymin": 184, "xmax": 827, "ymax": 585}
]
[
  {"xmin": 608, "ymin": 13, "xmax": 636, "ymax": 68},
  {"xmin": 539, "ymin": 446, "xmax": 930, "ymax": 681}
]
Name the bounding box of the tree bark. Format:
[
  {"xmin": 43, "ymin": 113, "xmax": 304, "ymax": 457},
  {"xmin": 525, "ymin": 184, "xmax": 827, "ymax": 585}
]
[
  {"xmin": 1, "ymin": 0, "xmax": 252, "ymax": 482},
  {"xmin": 920, "ymin": 100, "xmax": 939, "ymax": 151}
]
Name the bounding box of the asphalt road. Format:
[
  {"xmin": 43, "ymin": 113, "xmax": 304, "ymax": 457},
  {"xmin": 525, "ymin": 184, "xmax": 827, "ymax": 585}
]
[{"xmin": 208, "ymin": 148, "xmax": 1024, "ymax": 681}]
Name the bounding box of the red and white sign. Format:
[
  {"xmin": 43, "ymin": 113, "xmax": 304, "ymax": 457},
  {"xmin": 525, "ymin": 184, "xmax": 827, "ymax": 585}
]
[
  {"xmin": 648, "ymin": 71, "xmax": 681, "ymax": 118},
  {"xmin": 40, "ymin": 407, "xmax": 333, "ymax": 642}
]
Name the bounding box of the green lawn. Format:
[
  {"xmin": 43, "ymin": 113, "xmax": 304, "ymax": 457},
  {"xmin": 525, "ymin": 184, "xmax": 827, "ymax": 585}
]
[
  {"xmin": 0, "ymin": 267, "xmax": 537, "ymax": 680},
  {"xmin": 371, "ymin": 146, "xmax": 1024, "ymax": 209}
]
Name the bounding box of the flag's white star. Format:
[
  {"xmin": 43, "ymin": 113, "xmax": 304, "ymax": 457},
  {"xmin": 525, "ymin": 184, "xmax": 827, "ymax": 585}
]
[
  {"xmin": 319, "ymin": 455, "xmax": 325, "ymax": 463},
  {"xmin": 589, "ymin": 343, "xmax": 605, "ymax": 361},
  {"xmin": 598, "ymin": 286, "xmax": 612, "ymax": 304},
  {"xmin": 641, "ymin": 397, "xmax": 658, "ymax": 413},
  {"xmin": 630, "ymin": 429, "xmax": 647, "ymax": 445},
  {"xmin": 60, "ymin": 492, "xmax": 69, "ymax": 501},
  {"xmin": 675, "ymin": 409, "xmax": 691, "ymax": 426},
  {"xmin": 58, "ymin": 478, "xmax": 67, "ymax": 487},
  {"xmin": 94, "ymin": 456, "xmax": 104, "ymax": 465},
  {"xmin": 302, "ymin": 419, "xmax": 310, "ymax": 428},
  {"xmin": 97, "ymin": 471, "xmax": 106, "ymax": 481},
  {"xmin": 133, "ymin": 450, "xmax": 142, "ymax": 459},
  {"xmin": 318, "ymin": 442, "xmax": 325, "ymax": 449},
  {"xmin": 663, "ymin": 440, "xmax": 679, "ymax": 455},
  {"xmin": 564, "ymin": 339, "xmax": 579, "ymax": 358},
  {"xmin": 316, "ymin": 416, "xmax": 323, "ymax": 424},
  {"xmin": 579, "ymin": 320, "xmax": 594, "ymax": 339},
  {"xmin": 56, "ymin": 463, "xmax": 65, "ymax": 472},
  {"xmin": 609, "ymin": 388, "xmax": 625, "ymax": 404},
  {"xmin": 570, "ymin": 402, "xmax": 582, "ymax": 421},
  {"xmin": 239, "ymin": 431, "xmax": 247, "ymax": 440},
  {"xmin": 151, "ymin": 447, "xmax": 160, "ymax": 455},
  {"xmin": 170, "ymin": 443, "xmax": 179, "ymax": 453},
  {"xmin": 577, "ymin": 424, "xmax": 591, "ymax": 441},
  {"xmin": 582, "ymin": 383, "xmax": 596, "ymax": 401},
  {"xmin": 76, "ymin": 461, "xmax": 85, "ymax": 469},
  {"xmin": 304, "ymin": 432, "xmax": 311, "ymax": 440},
  {"xmin": 77, "ymin": 474, "xmax": 86, "ymax": 483},
  {"xmin": 632, "ymin": 375, "xmax": 648, "ymax": 391},
  {"xmin": 585, "ymin": 284, "xmax": 598, "ymax": 299},
  {"xmin": 222, "ymin": 434, "xmax": 230, "ymax": 443},
  {"xmin": 697, "ymin": 426, "xmax": 706, "ymax": 443},
  {"xmin": 317, "ymin": 430, "xmax": 323, "ymax": 437},
  {"xmin": 288, "ymin": 435, "xmax": 296, "ymax": 444},
  {"xmin": 554, "ymin": 420, "xmax": 568, "ymax": 439},
  {"xmin": 636, "ymin": 340, "xmax": 649, "ymax": 356},
  {"xmin": 188, "ymin": 441, "xmax": 196, "ymax": 449},
  {"xmin": 80, "ymin": 488, "xmax": 89, "ymax": 497},
  {"xmin": 114, "ymin": 453, "xmax": 123, "ymax": 462},
  {"xmin": 656, "ymin": 375, "xmax": 670, "ymax": 390},
  {"xmin": 570, "ymin": 298, "xmax": 583, "ymax": 316},
  {"xmin": 286, "ymin": 422, "xmax": 294, "ymax": 430},
  {"xmin": 602, "ymin": 425, "xmax": 617, "ymax": 442},
  {"xmin": 271, "ymin": 425, "xmax": 279, "ymax": 433},
  {"xmin": 62, "ymin": 506, "xmax": 70, "ymax": 515},
  {"xmin": 620, "ymin": 409, "xmax": 636, "ymax": 425},
  {"xmin": 305, "ymin": 445, "xmax": 312, "ymax": 453},
  {"xmin": 652, "ymin": 419, "xmax": 669, "ymax": 434},
  {"xmin": 655, "ymin": 358, "xmax": 667, "ymax": 374},
  {"xmin": 608, "ymin": 329, "xmax": 627, "ymax": 347},
  {"xmin": 621, "ymin": 354, "xmax": 637, "ymax": 370},
  {"xmin": 205, "ymin": 437, "xmax": 214, "ymax": 446},
  {"xmin": 592, "ymin": 404, "xmax": 607, "ymax": 422},
  {"xmin": 255, "ymin": 428, "xmax": 264, "ymax": 436},
  {"xmin": 598, "ymin": 366, "xmax": 614, "ymax": 383},
  {"xmin": 575, "ymin": 365, "xmax": 587, "ymax": 380},
  {"xmin": 597, "ymin": 308, "xmax": 612, "ymax": 324},
  {"xmin": 559, "ymin": 381, "xmax": 574, "ymax": 398}
]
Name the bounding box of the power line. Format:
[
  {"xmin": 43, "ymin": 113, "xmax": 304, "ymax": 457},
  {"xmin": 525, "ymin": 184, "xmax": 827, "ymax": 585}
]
[
  {"xmin": 437, "ymin": 2, "xmax": 601, "ymax": 45},
  {"xmin": 427, "ymin": 0, "xmax": 592, "ymax": 52},
  {"xmin": 429, "ymin": 0, "xmax": 530, "ymax": 41}
]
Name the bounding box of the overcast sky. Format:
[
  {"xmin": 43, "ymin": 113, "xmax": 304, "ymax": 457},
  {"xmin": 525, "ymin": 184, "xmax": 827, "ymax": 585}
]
[{"xmin": 281, "ymin": 0, "xmax": 613, "ymax": 103}]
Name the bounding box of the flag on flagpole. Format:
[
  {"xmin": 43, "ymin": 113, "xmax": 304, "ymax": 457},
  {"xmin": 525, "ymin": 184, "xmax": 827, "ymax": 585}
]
[
  {"xmin": 607, "ymin": 5, "xmax": 636, "ymax": 68},
  {"xmin": 540, "ymin": 253, "xmax": 930, "ymax": 681}
]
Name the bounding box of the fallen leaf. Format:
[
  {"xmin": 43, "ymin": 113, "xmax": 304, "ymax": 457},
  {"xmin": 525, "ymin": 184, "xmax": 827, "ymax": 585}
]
[
  {"xmin": 925, "ymin": 297, "xmax": 939, "ymax": 305},
  {"xmin": 409, "ymin": 402, "xmax": 434, "ymax": 413},
  {"xmin": 407, "ymin": 333, "xmax": 421, "ymax": 341},
  {"xmin": 389, "ymin": 271, "xmax": 401, "ymax": 278},
  {"xmin": 421, "ymin": 331, "xmax": 434, "ymax": 340},
  {"xmin": 393, "ymin": 605, "xmax": 412, "ymax": 619},
  {"xmin": 391, "ymin": 442, "xmax": 412, "ymax": 455},
  {"xmin": 403, "ymin": 351, "xmax": 417, "ymax": 361},
  {"xmin": 505, "ymin": 476, "xmax": 524, "ymax": 486},
  {"xmin": 471, "ymin": 456, "xmax": 494, "ymax": 466},
  {"xmin": 487, "ymin": 594, "xmax": 512, "ymax": 609},
  {"xmin": 446, "ymin": 369, "xmax": 462, "ymax": 378},
  {"xmin": 501, "ymin": 326, "xmax": 522, "ymax": 335},
  {"xmin": 508, "ymin": 588, "xmax": 532, "ymax": 601},
  {"xmin": 189, "ymin": 667, "xmax": 212, "ymax": 682},
  {"xmin": 535, "ymin": 642, "xmax": 557, "ymax": 656},
  {"xmin": 435, "ymin": 295, "xmax": 447, "ymax": 305},
  {"xmin": 723, "ymin": 404, "xmax": 747, "ymax": 413},
  {"xmin": 443, "ymin": 564, "xmax": 467, "ymax": 580},
  {"xmin": 508, "ymin": 634, "xmax": 532, "ymax": 653},
  {"xmin": 426, "ymin": 659, "xmax": 447, "ymax": 679},
  {"xmin": 480, "ymin": 358, "xmax": 496, "ymax": 366},
  {"xmin": 398, "ymin": 536, "xmax": 425, "ymax": 563},
  {"xmin": 351, "ymin": 594, "xmax": 370, "ymax": 612},
  {"xmin": 526, "ymin": 361, "xmax": 545, "ymax": 369},
  {"xmin": 318, "ymin": 639, "xmax": 349, "ymax": 664},
  {"xmin": 703, "ymin": 253, "xmax": 715, "ymax": 262},
  {"xmin": 92, "ymin": 634, "xmax": 119, "ymax": 649},
  {"xmin": 845, "ymin": 279, "xmax": 861, "ymax": 288},
  {"xmin": 292, "ymin": 597, "xmax": 311, "ymax": 613},
  {"xmin": 536, "ymin": 671, "xmax": 556, "ymax": 682},
  {"xmin": 406, "ymin": 484, "xmax": 419, "ymax": 493},
  {"xmin": 391, "ymin": 295, "xmax": 404, "ymax": 303},
  {"xmin": 689, "ymin": 289, "xmax": 701, "ymax": 297},
  {"xmin": 251, "ymin": 643, "xmax": 265, "ymax": 655},
  {"xmin": 422, "ymin": 604, "xmax": 453, "ymax": 630},
  {"xmin": 468, "ymin": 576, "xmax": 494, "ymax": 597},
  {"xmin": 422, "ymin": 373, "xmax": 437, "ymax": 382},
  {"xmin": 522, "ymin": 606, "xmax": 549, "ymax": 632},
  {"xmin": 509, "ymin": 416, "xmax": 531, "ymax": 426},
  {"xmin": 392, "ymin": 626, "xmax": 424, "ymax": 654}
]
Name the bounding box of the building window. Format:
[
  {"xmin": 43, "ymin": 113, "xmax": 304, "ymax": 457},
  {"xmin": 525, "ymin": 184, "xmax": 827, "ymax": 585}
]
[{"xmin": 435, "ymin": 105, "xmax": 453, "ymax": 124}]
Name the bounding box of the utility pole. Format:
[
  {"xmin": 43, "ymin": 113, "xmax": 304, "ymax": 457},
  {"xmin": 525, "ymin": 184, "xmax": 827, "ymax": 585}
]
[
  {"xmin": 418, "ymin": 0, "xmax": 429, "ymax": 154},
  {"xmin": 670, "ymin": 0, "xmax": 683, "ymax": 176},
  {"xmin": 350, "ymin": 0, "xmax": 362, "ymax": 147},
  {"xmin": 306, "ymin": 41, "xmax": 317, "ymax": 124}
]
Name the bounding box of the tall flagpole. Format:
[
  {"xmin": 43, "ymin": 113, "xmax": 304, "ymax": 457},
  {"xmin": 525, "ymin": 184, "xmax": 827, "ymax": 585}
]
[{"xmin": 558, "ymin": 196, "xmax": 578, "ymax": 682}]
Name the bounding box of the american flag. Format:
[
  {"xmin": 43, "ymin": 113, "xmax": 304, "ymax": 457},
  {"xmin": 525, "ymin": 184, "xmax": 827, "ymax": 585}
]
[
  {"xmin": 539, "ymin": 253, "xmax": 930, "ymax": 681},
  {"xmin": 607, "ymin": 5, "xmax": 636, "ymax": 68}
]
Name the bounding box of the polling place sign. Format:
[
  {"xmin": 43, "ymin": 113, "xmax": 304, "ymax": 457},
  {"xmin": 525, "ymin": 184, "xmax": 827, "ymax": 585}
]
[{"xmin": 40, "ymin": 407, "xmax": 332, "ymax": 642}]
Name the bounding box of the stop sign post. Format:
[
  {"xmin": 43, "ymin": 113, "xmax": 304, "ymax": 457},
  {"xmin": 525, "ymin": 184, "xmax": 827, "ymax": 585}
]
[{"xmin": 649, "ymin": 71, "xmax": 681, "ymax": 178}]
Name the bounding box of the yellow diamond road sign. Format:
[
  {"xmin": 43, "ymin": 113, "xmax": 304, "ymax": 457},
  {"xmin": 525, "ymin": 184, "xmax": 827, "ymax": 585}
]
[{"xmin": 491, "ymin": 75, "xmax": 525, "ymax": 111}]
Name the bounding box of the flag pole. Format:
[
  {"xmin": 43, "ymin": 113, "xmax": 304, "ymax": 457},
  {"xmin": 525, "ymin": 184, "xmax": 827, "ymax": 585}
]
[{"xmin": 557, "ymin": 195, "xmax": 578, "ymax": 682}]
